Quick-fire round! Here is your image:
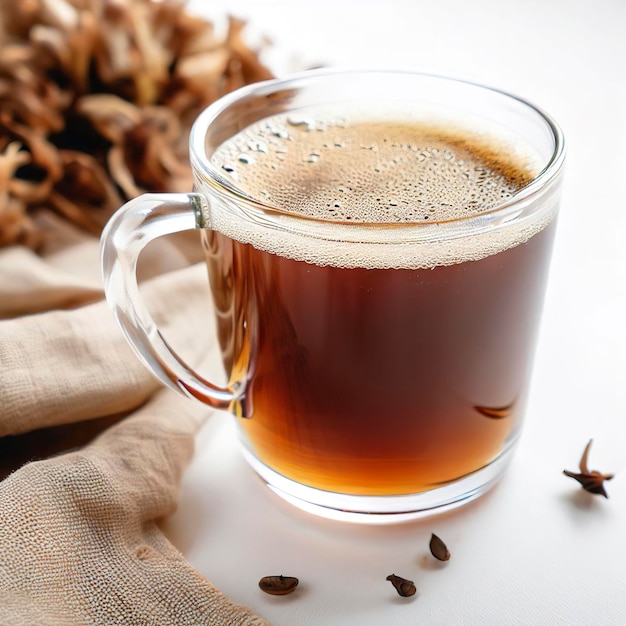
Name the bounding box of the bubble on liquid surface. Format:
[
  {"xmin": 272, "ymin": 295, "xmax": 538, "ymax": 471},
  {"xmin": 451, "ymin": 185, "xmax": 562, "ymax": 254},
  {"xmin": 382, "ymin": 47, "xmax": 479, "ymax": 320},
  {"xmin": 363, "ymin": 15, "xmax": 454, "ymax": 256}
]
[
  {"xmin": 247, "ymin": 141, "xmax": 269, "ymax": 154},
  {"xmin": 220, "ymin": 162, "xmax": 238, "ymax": 180},
  {"xmin": 267, "ymin": 124, "xmax": 289, "ymax": 139},
  {"xmin": 237, "ymin": 154, "xmax": 255, "ymax": 165},
  {"xmin": 286, "ymin": 115, "xmax": 316, "ymax": 131}
]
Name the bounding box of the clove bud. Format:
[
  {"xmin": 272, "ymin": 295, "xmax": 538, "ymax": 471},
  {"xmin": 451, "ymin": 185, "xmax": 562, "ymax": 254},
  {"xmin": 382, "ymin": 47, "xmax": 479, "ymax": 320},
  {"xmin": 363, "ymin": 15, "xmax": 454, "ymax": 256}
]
[
  {"xmin": 386, "ymin": 574, "xmax": 416, "ymax": 597},
  {"xmin": 429, "ymin": 533, "xmax": 451, "ymax": 561},
  {"xmin": 258, "ymin": 575, "xmax": 299, "ymax": 596},
  {"xmin": 563, "ymin": 439, "xmax": 614, "ymax": 498}
]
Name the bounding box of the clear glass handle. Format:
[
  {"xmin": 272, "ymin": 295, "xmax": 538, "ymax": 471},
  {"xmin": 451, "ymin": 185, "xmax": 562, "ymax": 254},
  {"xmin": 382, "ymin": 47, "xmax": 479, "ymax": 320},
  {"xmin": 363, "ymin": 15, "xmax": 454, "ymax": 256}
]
[{"xmin": 100, "ymin": 192, "xmax": 240, "ymax": 409}]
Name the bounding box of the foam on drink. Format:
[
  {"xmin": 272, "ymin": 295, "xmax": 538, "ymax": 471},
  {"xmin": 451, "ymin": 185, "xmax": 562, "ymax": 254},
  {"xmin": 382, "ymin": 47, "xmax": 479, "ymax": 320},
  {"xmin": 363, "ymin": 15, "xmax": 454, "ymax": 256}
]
[{"xmin": 208, "ymin": 109, "xmax": 550, "ymax": 270}]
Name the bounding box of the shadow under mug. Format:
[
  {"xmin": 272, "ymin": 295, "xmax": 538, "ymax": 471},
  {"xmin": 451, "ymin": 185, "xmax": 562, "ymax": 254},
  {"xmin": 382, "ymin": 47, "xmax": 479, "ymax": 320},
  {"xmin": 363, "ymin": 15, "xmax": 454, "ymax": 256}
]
[{"xmin": 100, "ymin": 69, "xmax": 565, "ymax": 523}]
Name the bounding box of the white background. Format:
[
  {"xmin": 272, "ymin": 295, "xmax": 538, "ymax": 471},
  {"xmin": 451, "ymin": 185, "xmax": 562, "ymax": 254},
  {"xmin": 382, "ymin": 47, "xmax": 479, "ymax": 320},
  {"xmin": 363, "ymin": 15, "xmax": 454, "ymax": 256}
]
[{"xmin": 163, "ymin": 1, "xmax": 626, "ymax": 624}]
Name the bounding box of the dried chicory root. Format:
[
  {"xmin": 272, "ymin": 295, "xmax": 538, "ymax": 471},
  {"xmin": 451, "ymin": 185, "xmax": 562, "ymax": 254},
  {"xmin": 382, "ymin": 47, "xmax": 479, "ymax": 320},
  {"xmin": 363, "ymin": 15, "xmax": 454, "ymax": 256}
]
[{"xmin": 0, "ymin": 0, "xmax": 272, "ymax": 248}]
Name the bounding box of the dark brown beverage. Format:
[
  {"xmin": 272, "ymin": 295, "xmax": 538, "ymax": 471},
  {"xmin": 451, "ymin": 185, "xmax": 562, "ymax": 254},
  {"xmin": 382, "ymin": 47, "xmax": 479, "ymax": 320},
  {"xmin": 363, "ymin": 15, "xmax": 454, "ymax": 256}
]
[{"xmin": 204, "ymin": 114, "xmax": 555, "ymax": 495}]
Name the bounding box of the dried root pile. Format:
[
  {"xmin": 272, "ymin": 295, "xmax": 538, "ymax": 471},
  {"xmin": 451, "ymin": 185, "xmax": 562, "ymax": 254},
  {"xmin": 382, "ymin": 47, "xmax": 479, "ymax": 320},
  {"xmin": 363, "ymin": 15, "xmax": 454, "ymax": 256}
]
[{"xmin": 0, "ymin": 0, "xmax": 271, "ymax": 248}]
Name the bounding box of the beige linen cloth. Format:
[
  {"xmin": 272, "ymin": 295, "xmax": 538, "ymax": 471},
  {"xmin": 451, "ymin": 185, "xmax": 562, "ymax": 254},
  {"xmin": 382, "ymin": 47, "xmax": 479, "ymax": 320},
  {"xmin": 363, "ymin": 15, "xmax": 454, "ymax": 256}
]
[{"xmin": 0, "ymin": 212, "xmax": 267, "ymax": 625}]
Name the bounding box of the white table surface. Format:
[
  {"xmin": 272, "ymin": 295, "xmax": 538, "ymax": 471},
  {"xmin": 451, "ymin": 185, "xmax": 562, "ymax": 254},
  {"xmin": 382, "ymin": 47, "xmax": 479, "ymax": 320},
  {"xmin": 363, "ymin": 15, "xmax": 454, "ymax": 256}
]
[{"xmin": 163, "ymin": 1, "xmax": 626, "ymax": 624}]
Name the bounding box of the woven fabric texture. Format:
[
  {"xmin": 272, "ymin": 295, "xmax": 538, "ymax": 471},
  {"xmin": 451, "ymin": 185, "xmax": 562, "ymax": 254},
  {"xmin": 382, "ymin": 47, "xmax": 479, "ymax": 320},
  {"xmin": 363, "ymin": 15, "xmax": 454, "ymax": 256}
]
[{"xmin": 0, "ymin": 211, "xmax": 267, "ymax": 625}]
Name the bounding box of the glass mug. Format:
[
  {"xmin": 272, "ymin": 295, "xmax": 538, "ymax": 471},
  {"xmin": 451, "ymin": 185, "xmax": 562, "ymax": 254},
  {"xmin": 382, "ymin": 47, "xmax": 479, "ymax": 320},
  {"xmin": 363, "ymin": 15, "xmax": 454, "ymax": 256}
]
[{"xmin": 101, "ymin": 69, "xmax": 565, "ymax": 522}]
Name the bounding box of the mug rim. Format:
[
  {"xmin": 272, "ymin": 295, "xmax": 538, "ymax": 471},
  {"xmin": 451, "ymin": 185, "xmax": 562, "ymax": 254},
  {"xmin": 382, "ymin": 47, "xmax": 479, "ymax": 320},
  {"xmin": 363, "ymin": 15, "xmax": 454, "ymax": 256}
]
[{"xmin": 189, "ymin": 67, "xmax": 565, "ymax": 229}]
